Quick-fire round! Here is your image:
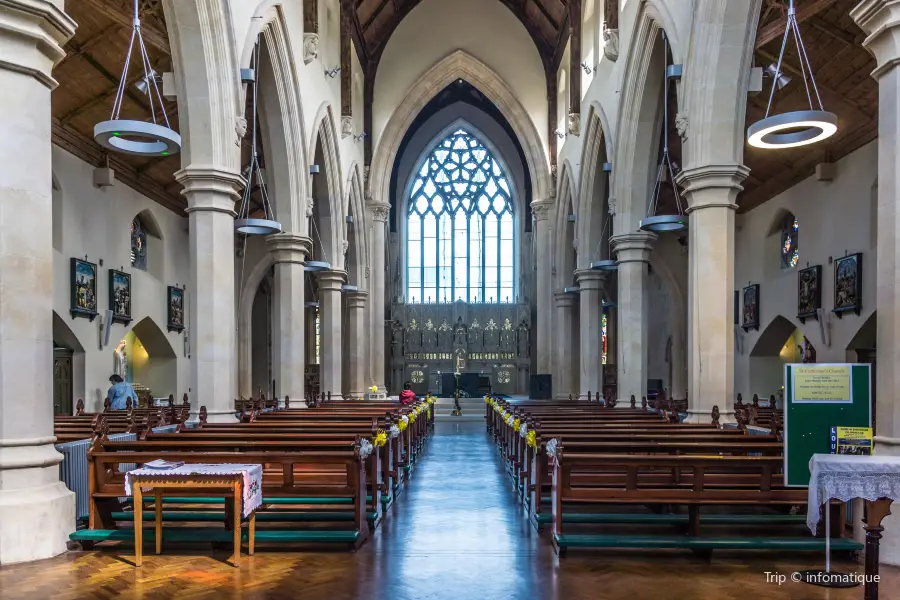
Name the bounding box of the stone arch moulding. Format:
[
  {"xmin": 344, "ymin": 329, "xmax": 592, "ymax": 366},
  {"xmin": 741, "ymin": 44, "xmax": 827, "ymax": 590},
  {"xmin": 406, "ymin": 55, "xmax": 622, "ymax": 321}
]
[
  {"xmin": 161, "ymin": 0, "xmax": 242, "ymax": 170},
  {"xmin": 249, "ymin": 3, "xmax": 309, "ymax": 234},
  {"xmin": 310, "ymin": 102, "xmax": 346, "ymax": 269},
  {"xmin": 749, "ymin": 315, "xmax": 799, "ymax": 357},
  {"xmin": 131, "ymin": 316, "xmax": 178, "ymax": 359},
  {"xmin": 344, "ymin": 161, "xmax": 369, "ymax": 287},
  {"xmin": 370, "ymin": 50, "xmax": 550, "ymax": 216},
  {"xmin": 553, "ymin": 159, "xmax": 578, "ymax": 288},
  {"xmin": 576, "ymin": 102, "xmax": 614, "ymax": 266},
  {"xmin": 238, "ymin": 252, "xmax": 275, "ymax": 398},
  {"xmin": 134, "ymin": 208, "xmax": 164, "ymax": 239},
  {"xmin": 766, "ymin": 207, "xmax": 796, "ymax": 237}
]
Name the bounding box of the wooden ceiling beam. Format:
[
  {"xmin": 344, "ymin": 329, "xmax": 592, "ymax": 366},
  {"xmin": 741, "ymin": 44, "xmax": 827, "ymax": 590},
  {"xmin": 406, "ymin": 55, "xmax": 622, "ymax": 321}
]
[
  {"xmin": 755, "ymin": 0, "xmax": 838, "ymax": 48},
  {"xmin": 65, "ymin": 46, "xmax": 159, "ymax": 120},
  {"xmin": 361, "ymin": 0, "xmax": 392, "ymax": 31},
  {"xmin": 80, "ymin": 0, "xmax": 171, "ymax": 55},
  {"xmin": 551, "ymin": 10, "xmax": 571, "ymax": 73},
  {"xmin": 52, "ymin": 119, "xmax": 184, "ymax": 214},
  {"xmin": 807, "ymin": 15, "xmax": 859, "ymax": 45},
  {"xmin": 59, "ymin": 24, "xmax": 119, "ymax": 67},
  {"xmin": 532, "ymin": 0, "xmax": 560, "ymax": 29}
]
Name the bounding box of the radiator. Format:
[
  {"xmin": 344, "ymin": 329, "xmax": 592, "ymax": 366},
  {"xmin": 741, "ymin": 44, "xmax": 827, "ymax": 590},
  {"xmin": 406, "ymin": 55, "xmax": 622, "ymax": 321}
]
[{"xmin": 58, "ymin": 433, "xmax": 136, "ymax": 521}]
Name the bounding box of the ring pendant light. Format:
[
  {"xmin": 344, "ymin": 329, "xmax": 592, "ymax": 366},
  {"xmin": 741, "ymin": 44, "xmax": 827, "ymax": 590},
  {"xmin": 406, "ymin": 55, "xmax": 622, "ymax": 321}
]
[
  {"xmin": 640, "ymin": 33, "xmax": 686, "ymax": 234},
  {"xmin": 591, "ymin": 167, "xmax": 618, "ymax": 271},
  {"xmin": 94, "ymin": 0, "xmax": 181, "ymax": 157},
  {"xmin": 235, "ymin": 42, "xmax": 282, "ymax": 236},
  {"xmin": 747, "ymin": 0, "xmax": 838, "ymax": 149}
]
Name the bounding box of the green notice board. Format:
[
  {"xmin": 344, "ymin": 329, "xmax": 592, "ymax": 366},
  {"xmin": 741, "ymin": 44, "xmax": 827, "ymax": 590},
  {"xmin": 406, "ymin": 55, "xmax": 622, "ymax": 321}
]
[{"xmin": 784, "ymin": 363, "xmax": 872, "ymax": 487}]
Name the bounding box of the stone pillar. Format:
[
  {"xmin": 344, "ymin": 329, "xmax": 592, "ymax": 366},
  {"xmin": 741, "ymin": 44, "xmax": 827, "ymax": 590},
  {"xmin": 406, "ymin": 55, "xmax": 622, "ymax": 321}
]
[
  {"xmin": 267, "ymin": 233, "xmax": 311, "ymax": 406},
  {"xmin": 0, "ymin": 0, "xmax": 76, "ymax": 565},
  {"xmin": 345, "ymin": 290, "xmax": 369, "ymax": 398},
  {"xmin": 317, "ymin": 270, "xmax": 346, "ymax": 399},
  {"xmin": 532, "ymin": 200, "xmax": 555, "ymax": 375},
  {"xmin": 852, "ymin": 0, "xmax": 900, "ymax": 566},
  {"xmin": 554, "ymin": 290, "xmax": 576, "ymax": 399},
  {"xmin": 677, "ymin": 166, "xmax": 747, "ymax": 423},
  {"xmin": 368, "ymin": 202, "xmax": 390, "ymax": 391},
  {"xmin": 177, "ymin": 167, "xmax": 244, "ymax": 423},
  {"xmin": 0, "ymin": 1, "xmax": 77, "ymax": 564},
  {"xmin": 669, "ymin": 320, "xmax": 688, "ymax": 400},
  {"xmin": 576, "ymin": 270, "xmax": 606, "ymax": 399},
  {"xmin": 611, "ymin": 232, "xmax": 655, "ymax": 403}
]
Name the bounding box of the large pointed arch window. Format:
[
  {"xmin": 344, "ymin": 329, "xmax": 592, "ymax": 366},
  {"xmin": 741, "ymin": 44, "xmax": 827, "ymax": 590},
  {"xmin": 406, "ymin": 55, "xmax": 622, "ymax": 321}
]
[{"xmin": 407, "ymin": 129, "xmax": 515, "ymax": 304}]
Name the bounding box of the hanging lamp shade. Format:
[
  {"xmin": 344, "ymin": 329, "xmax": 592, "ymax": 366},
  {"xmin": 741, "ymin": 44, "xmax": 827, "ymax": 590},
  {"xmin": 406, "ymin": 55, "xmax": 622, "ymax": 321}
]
[
  {"xmin": 304, "ymin": 260, "xmax": 331, "ymax": 272},
  {"xmin": 94, "ymin": 0, "xmax": 180, "ymax": 157},
  {"xmin": 747, "ymin": 0, "xmax": 837, "ymax": 150},
  {"xmin": 304, "ymin": 301, "xmax": 320, "ymax": 308},
  {"xmin": 640, "ymin": 32, "xmax": 686, "ymax": 234},
  {"xmin": 590, "ymin": 259, "xmax": 618, "ymax": 271},
  {"xmin": 234, "ymin": 42, "xmax": 282, "ymax": 236}
]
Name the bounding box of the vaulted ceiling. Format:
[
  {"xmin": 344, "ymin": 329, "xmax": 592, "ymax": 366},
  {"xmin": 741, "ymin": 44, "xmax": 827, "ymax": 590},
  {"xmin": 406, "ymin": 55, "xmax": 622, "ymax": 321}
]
[{"xmin": 350, "ymin": 0, "xmax": 572, "ymax": 69}]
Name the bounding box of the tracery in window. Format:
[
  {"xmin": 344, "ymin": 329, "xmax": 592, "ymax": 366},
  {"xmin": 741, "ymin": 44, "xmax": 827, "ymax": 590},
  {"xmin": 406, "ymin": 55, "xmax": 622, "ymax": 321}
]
[
  {"xmin": 131, "ymin": 217, "xmax": 147, "ymax": 271},
  {"xmin": 406, "ymin": 129, "xmax": 515, "ymax": 304},
  {"xmin": 780, "ymin": 213, "xmax": 799, "ymax": 270}
]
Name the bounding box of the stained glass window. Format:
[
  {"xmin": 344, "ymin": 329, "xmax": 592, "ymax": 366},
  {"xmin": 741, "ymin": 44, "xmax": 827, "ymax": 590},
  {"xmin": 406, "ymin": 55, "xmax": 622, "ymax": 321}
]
[
  {"xmin": 601, "ymin": 313, "xmax": 608, "ymax": 365},
  {"xmin": 407, "ymin": 129, "xmax": 515, "ymax": 303},
  {"xmin": 780, "ymin": 213, "xmax": 799, "ymax": 269},
  {"xmin": 315, "ymin": 309, "xmax": 321, "ymax": 365},
  {"xmin": 131, "ymin": 218, "xmax": 147, "ymax": 270}
]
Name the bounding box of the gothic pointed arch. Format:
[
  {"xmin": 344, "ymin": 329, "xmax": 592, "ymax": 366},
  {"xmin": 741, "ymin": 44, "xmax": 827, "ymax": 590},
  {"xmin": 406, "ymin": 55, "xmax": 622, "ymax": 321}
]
[
  {"xmin": 345, "ymin": 162, "xmax": 369, "ymax": 287},
  {"xmin": 309, "ymin": 104, "xmax": 345, "ymax": 269},
  {"xmin": 750, "ymin": 315, "xmax": 800, "ymax": 357},
  {"xmin": 576, "ymin": 102, "xmax": 614, "ymax": 266},
  {"xmin": 553, "ymin": 160, "xmax": 578, "ymax": 290}
]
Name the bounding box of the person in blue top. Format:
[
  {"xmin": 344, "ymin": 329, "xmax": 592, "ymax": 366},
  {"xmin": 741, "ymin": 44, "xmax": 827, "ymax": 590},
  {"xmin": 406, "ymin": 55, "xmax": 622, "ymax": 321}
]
[{"xmin": 107, "ymin": 374, "xmax": 138, "ymax": 410}]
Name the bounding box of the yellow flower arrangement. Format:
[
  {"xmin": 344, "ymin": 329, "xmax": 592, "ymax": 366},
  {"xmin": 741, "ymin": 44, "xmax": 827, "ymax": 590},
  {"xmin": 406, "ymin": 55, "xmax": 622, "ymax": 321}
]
[
  {"xmin": 513, "ymin": 418, "xmax": 521, "ymax": 431},
  {"xmin": 408, "ymin": 411, "xmax": 417, "ymax": 423},
  {"xmin": 526, "ymin": 430, "xmax": 537, "ymax": 449},
  {"xmin": 374, "ymin": 430, "xmax": 388, "ymax": 447},
  {"xmin": 369, "ymin": 385, "xmax": 378, "ymax": 393},
  {"xmin": 398, "ymin": 419, "xmax": 408, "ymax": 432},
  {"xmin": 484, "ymin": 395, "xmax": 490, "ymax": 403}
]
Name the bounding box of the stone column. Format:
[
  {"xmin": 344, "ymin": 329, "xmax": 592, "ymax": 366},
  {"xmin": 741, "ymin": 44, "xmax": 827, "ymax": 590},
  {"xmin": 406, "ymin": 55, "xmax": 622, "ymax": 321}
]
[
  {"xmin": 532, "ymin": 200, "xmax": 555, "ymax": 375},
  {"xmin": 576, "ymin": 270, "xmax": 606, "ymax": 399},
  {"xmin": 554, "ymin": 291, "xmax": 576, "ymax": 399},
  {"xmin": 368, "ymin": 202, "xmax": 390, "ymax": 391},
  {"xmin": 345, "ymin": 290, "xmax": 369, "ymax": 398},
  {"xmin": 0, "ymin": 1, "xmax": 77, "ymax": 564},
  {"xmin": 611, "ymin": 232, "xmax": 655, "ymax": 403},
  {"xmin": 177, "ymin": 167, "xmax": 244, "ymax": 423},
  {"xmin": 317, "ymin": 270, "xmax": 346, "ymax": 399},
  {"xmin": 852, "ymin": 0, "xmax": 900, "ymax": 566},
  {"xmin": 676, "ymin": 165, "xmax": 747, "ymax": 424},
  {"xmin": 267, "ymin": 233, "xmax": 311, "ymax": 406}
]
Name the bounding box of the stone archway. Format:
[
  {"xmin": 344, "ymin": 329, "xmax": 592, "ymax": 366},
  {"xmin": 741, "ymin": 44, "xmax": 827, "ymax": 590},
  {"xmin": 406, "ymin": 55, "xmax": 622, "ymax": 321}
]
[{"xmin": 749, "ymin": 315, "xmax": 803, "ymax": 401}]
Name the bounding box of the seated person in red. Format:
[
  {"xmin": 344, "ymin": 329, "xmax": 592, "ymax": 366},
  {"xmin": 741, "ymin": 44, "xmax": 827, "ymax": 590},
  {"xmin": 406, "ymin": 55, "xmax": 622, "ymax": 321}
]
[{"xmin": 399, "ymin": 381, "xmax": 416, "ymax": 405}]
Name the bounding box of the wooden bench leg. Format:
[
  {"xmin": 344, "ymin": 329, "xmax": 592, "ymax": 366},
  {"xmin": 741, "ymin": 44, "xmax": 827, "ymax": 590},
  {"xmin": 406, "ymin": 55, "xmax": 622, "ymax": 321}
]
[
  {"xmin": 863, "ymin": 498, "xmax": 892, "ymax": 600},
  {"xmin": 134, "ymin": 486, "xmax": 143, "ymax": 567},
  {"xmin": 248, "ymin": 513, "xmax": 256, "ymax": 556},
  {"xmin": 155, "ymin": 490, "xmax": 162, "ymax": 555},
  {"xmin": 232, "ymin": 483, "xmax": 241, "ymax": 568}
]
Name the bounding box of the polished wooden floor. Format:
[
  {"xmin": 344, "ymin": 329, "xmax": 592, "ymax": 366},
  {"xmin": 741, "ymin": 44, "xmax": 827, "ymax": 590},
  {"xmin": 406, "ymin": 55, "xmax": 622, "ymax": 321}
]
[{"xmin": 1, "ymin": 422, "xmax": 898, "ymax": 599}]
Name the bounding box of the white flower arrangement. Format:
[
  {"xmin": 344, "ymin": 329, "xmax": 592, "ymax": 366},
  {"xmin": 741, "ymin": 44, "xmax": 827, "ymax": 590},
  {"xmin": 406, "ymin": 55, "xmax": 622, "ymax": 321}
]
[
  {"xmin": 519, "ymin": 424, "xmax": 528, "ymax": 438},
  {"xmin": 390, "ymin": 424, "xmax": 401, "ymax": 438},
  {"xmin": 506, "ymin": 415, "xmax": 514, "ymax": 427},
  {"xmin": 545, "ymin": 438, "xmax": 560, "ymax": 458},
  {"xmin": 401, "ymin": 415, "xmax": 409, "ymax": 425},
  {"xmin": 358, "ymin": 438, "xmax": 374, "ymax": 460}
]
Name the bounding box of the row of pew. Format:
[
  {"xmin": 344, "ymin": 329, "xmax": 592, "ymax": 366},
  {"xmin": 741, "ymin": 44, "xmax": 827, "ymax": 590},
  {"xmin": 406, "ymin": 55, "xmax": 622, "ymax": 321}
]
[
  {"xmin": 55, "ymin": 399, "xmax": 191, "ymax": 443},
  {"xmin": 71, "ymin": 396, "xmax": 435, "ymax": 553},
  {"xmin": 485, "ymin": 397, "xmax": 862, "ymax": 557}
]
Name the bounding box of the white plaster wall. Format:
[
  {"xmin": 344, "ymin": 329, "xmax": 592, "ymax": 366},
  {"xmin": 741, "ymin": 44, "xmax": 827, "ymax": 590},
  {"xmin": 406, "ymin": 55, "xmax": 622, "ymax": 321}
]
[
  {"xmin": 373, "ymin": 0, "xmax": 548, "ymax": 159},
  {"xmin": 734, "ymin": 141, "xmax": 878, "ymax": 399},
  {"xmin": 51, "ymin": 147, "xmax": 190, "ymax": 412}
]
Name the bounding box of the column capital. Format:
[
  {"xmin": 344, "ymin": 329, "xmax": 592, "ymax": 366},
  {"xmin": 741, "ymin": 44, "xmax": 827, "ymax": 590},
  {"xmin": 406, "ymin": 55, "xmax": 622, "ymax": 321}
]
[
  {"xmin": 0, "ymin": 0, "xmax": 76, "ymax": 89},
  {"xmin": 266, "ymin": 233, "xmax": 312, "ymax": 264},
  {"xmin": 345, "ymin": 289, "xmax": 369, "ymax": 308},
  {"xmin": 574, "ymin": 269, "xmax": 606, "ymax": 291},
  {"xmin": 531, "ymin": 199, "xmax": 555, "ymax": 221},
  {"xmin": 176, "ymin": 166, "xmax": 245, "ymax": 214},
  {"xmin": 852, "ymin": 0, "xmax": 900, "ymax": 78},
  {"xmin": 316, "ymin": 269, "xmax": 347, "ymax": 291},
  {"xmin": 367, "ymin": 201, "xmax": 391, "ymax": 222},
  {"xmin": 676, "ymin": 164, "xmax": 749, "ymax": 213},
  {"xmin": 610, "ymin": 231, "xmax": 655, "ymax": 263},
  {"xmin": 553, "ymin": 289, "xmax": 577, "ymax": 308}
]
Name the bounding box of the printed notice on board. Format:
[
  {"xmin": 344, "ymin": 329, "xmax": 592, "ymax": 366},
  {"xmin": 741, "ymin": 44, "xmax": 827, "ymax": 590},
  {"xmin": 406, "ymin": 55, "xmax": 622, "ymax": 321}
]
[{"xmin": 793, "ymin": 364, "xmax": 852, "ymax": 403}]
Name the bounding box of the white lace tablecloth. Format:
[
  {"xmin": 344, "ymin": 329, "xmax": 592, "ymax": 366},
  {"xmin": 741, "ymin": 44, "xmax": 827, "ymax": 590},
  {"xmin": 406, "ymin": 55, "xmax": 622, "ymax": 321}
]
[
  {"xmin": 807, "ymin": 453, "xmax": 900, "ymax": 534},
  {"xmin": 125, "ymin": 463, "xmax": 263, "ymax": 517}
]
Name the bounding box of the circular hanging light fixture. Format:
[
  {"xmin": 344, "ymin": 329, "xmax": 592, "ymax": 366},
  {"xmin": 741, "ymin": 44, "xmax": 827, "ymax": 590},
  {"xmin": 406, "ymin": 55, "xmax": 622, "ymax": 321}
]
[
  {"xmin": 94, "ymin": 0, "xmax": 180, "ymax": 157},
  {"xmin": 235, "ymin": 42, "xmax": 282, "ymax": 236},
  {"xmin": 640, "ymin": 33, "xmax": 686, "ymax": 234},
  {"xmin": 304, "ymin": 301, "xmax": 320, "ymax": 308},
  {"xmin": 304, "ymin": 260, "xmax": 331, "ymax": 272},
  {"xmin": 747, "ymin": 0, "xmax": 837, "ymax": 150},
  {"xmin": 341, "ymin": 284, "xmax": 359, "ymax": 293},
  {"xmin": 590, "ymin": 259, "xmax": 619, "ymax": 271}
]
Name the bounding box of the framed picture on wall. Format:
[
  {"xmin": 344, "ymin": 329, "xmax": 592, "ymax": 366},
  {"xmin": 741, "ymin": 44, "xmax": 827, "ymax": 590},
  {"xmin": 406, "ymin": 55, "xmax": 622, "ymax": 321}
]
[
  {"xmin": 833, "ymin": 253, "xmax": 863, "ymax": 318},
  {"xmin": 167, "ymin": 286, "xmax": 185, "ymax": 332},
  {"xmin": 108, "ymin": 269, "xmax": 132, "ymax": 325},
  {"xmin": 797, "ymin": 265, "xmax": 821, "ymax": 324},
  {"xmin": 741, "ymin": 283, "xmax": 760, "ymax": 332},
  {"xmin": 70, "ymin": 257, "xmax": 98, "ymax": 321}
]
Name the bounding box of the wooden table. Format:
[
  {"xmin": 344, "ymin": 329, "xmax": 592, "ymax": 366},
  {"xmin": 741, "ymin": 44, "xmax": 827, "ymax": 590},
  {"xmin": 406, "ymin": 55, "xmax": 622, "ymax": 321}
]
[{"xmin": 129, "ymin": 474, "xmax": 257, "ymax": 567}]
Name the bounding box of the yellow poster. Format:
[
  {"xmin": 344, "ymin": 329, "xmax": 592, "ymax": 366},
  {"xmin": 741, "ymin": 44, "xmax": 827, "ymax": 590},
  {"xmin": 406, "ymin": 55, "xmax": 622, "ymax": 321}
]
[{"xmin": 793, "ymin": 364, "xmax": 852, "ymax": 403}]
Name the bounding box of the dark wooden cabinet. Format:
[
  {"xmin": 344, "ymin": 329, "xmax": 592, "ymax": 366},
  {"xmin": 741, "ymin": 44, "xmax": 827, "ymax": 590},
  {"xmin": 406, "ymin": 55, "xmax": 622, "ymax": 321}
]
[{"xmin": 53, "ymin": 347, "xmax": 73, "ymax": 416}]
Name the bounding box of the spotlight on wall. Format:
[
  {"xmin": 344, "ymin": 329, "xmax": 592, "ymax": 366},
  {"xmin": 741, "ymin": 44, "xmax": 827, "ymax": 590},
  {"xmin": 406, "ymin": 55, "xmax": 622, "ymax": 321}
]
[
  {"xmin": 354, "ymin": 132, "xmax": 368, "ymax": 143},
  {"xmin": 135, "ymin": 69, "xmax": 160, "ymax": 94},
  {"xmin": 581, "ymin": 62, "xmax": 593, "ymax": 75},
  {"xmin": 554, "ymin": 130, "xmax": 566, "ymax": 139},
  {"xmin": 764, "ymin": 63, "xmax": 791, "ymax": 90},
  {"xmin": 309, "ymin": 164, "xmax": 320, "ymax": 175},
  {"xmin": 325, "ymin": 66, "xmax": 341, "ymax": 78}
]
